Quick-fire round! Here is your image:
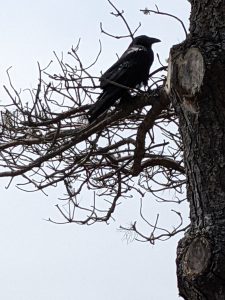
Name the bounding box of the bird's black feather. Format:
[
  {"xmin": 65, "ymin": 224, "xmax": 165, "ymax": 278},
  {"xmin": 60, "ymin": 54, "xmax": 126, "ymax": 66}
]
[{"xmin": 88, "ymin": 35, "xmax": 160, "ymax": 123}]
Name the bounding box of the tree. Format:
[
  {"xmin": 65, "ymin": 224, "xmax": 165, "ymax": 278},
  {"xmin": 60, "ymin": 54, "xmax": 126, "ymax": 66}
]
[
  {"xmin": 168, "ymin": 1, "xmax": 225, "ymax": 298},
  {"xmin": 0, "ymin": 0, "xmax": 224, "ymax": 299}
]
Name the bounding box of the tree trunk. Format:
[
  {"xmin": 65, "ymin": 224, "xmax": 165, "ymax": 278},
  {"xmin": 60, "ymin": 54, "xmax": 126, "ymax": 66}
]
[{"xmin": 166, "ymin": 1, "xmax": 225, "ymax": 299}]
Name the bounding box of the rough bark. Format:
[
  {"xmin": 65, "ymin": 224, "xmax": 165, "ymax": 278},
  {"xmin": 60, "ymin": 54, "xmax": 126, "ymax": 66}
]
[{"xmin": 166, "ymin": 1, "xmax": 225, "ymax": 299}]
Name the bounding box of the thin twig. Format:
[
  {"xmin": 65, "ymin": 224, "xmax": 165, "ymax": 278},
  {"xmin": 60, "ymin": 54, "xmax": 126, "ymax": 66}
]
[{"xmin": 140, "ymin": 5, "xmax": 188, "ymax": 38}]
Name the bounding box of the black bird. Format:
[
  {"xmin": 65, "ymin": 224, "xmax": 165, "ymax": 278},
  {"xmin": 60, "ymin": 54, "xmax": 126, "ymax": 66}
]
[{"xmin": 88, "ymin": 35, "xmax": 161, "ymax": 123}]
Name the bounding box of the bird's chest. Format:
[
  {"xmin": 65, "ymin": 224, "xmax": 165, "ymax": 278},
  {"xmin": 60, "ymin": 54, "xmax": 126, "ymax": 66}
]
[{"xmin": 134, "ymin": 51, "xmax": 154, "ymax": 82}]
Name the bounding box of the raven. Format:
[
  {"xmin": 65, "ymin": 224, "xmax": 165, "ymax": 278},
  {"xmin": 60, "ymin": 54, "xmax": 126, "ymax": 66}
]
[{"xmin": 88, "ymin": 35, "xmax": 161, "ymax": 123}]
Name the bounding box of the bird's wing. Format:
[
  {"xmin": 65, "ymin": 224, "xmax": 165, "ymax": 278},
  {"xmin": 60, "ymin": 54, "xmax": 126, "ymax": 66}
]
[{"xmin": 100, "ymin": 45, "xmax": 148, "ymax": 89}]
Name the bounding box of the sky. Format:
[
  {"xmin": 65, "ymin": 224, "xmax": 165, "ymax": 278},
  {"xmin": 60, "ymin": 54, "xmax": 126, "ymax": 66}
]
[{"xmin": 0, "ymin": 1, "xmax": 191, "ymax": 299}]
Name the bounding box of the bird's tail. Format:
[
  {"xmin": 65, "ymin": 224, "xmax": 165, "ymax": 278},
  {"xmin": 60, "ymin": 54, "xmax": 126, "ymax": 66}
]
[{"xmin": 88, "ymin": 88, "xmax": 122, "ymax": 123}]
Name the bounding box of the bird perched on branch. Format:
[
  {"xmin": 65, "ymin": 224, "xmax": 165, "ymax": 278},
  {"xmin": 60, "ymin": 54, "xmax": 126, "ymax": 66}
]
[{"xmin": 88, "ymin": 35, "xmax": 160, "ymax": 123}]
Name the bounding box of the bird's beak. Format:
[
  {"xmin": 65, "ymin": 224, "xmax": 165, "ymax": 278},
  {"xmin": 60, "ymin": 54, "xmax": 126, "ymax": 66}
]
[{"xmin": 151, "ymin": 38, "xmax": 161, "ymax": 44}]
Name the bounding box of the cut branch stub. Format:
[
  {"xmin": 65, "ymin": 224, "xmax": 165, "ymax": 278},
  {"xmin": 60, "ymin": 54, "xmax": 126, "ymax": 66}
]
[
  {"xmin": 166, "ymin": 47, "xmax": 205, "ymax": 113},
  {"xmin": 177, "ymin": 48, "xmax": 204, "ymax": 95},
  {"xmin": 183, "ymin": 237, "xmax": 211, "ymax": 279}
]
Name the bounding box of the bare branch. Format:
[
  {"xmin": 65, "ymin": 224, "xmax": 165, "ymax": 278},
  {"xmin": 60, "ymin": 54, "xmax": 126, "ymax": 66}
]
[
  {"xmin": 140, "ymin": 6, "xmax": 188, "ymax": 38},
  {"xmin": 100, "ymin": 1, "xmax": 141, "ymax": 40},
  {"xmin": 0, "ymin": 5, "xmax": 187, "ymax": 242}
]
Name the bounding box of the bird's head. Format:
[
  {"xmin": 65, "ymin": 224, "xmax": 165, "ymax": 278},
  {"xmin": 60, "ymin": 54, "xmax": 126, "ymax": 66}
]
[{"xmin": 130, "ymin": 35, "xmax": 161, "ymax": 48}]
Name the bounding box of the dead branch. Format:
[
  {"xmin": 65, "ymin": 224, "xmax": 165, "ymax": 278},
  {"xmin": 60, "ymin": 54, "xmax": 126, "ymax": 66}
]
[
  {"xmin": 0, "ymin": 3, "xmax": 187, "ymax": 242},
  {"xmin": 140, "ymin": 5, "xmax": 188, "ymax": 38}
]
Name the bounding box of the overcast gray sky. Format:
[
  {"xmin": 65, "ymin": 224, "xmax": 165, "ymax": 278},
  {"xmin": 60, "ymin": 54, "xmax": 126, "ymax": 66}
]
[{"xmin": 0, "ymin": 1, "xmax": 190, "ymax": 299}]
